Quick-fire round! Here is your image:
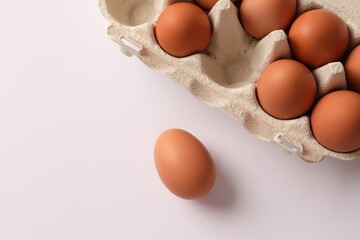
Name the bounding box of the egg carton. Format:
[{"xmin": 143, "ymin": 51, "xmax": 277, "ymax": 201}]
[{"xmin": 99, "ymin": 0, "xmax": 360, "ymax": 162}]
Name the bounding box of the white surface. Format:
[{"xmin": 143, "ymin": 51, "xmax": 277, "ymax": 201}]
[{"xmin": 1, "ymin": 1, "xmax": 360, "ymax": 240}]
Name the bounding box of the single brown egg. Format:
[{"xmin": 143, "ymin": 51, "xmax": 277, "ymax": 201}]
[
  {"xmin": 288, "ymin": 9, "xmax": 349, "ymax": 68},
  {"xmin": 239, "ymin": 0, "xmax": 296, "ymax": 39},
  {"xmin": 311, "ymin": 90, "xmax": 360, "ymax": 153},
  {"xmin": 194, "ymin": 0, "xmax": 236, "ymax": 11},
  {"xmin": 154, "ymin": 129, "xmax": 215, "ymax": 200},
  {"xmin": 155, "ymin": 2, "xmax": 212, "ymax": 58},
  {"xmin": 344, "ymin": 45, "xmax": 360, "ymax": 94},
  {"xmin": 256, "ymin": 59, "xmax": 317, "ymax": 120}
]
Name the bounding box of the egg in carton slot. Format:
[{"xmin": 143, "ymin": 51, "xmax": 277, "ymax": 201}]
[{"xmin": 99, "ymin": 0, "xmax": 360, "ymax": 162}]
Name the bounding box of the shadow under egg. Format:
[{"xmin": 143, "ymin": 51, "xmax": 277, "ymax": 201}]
[{"xmin": 197, "ymin": 163, "xmax": 238, "ymax": 211}]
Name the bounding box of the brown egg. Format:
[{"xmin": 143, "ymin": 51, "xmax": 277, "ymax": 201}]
[
  {"xmin": 311, "ymin": 90, "xmax": 360, "ymax": 153},
  {"xmin": 344, "ymin": 45, "xmax": 360, "ymax": 94},
  {"xmin": 256, "ymin": 59, "xmax": 317, "ymax": 120},
  {"xmin": 154, "ymin": 129, "xmax": 215, "ymax": 199},
  {"xmin": 239, "ymin": 0, "xmax": 296, "ymax": 39},
  {"xmin": 289, "ymin": 9, "xmax": 349, "ymax": 68},
  {"xmin": 194, "ymin": 0, "xmax": 236, "ymax": 11},
  {"xmin": 155, "ymin": 2, "xmax": 211, "ymax": 58}
]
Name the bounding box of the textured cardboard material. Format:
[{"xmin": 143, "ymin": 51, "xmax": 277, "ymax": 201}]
[{"xmin": 99, "ymin": 0, "xmax": 360, "ymax": 162}]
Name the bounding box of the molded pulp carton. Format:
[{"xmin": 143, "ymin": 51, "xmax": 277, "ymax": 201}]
[{"xmin": 99, "ymin": 0, "xmax": 360, "ymax": 162}]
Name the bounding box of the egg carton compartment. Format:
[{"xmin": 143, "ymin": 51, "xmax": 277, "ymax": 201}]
[
  {"xmin": 102, "ymin": 0, "xmax": 165, "ymax": 26},
  {"xmin": 99, "ymin": 0, "xmax": 360, "ymax": 162}
]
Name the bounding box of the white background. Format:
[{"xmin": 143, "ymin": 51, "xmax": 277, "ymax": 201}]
[{"xmin": 1, "ymin": 1, "xmax": 360, "ymax": 240}]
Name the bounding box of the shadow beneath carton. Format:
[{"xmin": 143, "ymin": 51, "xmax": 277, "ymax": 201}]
[{"xmin": 323, "ymin": 155, "xmax": 360, "ymax": 174}]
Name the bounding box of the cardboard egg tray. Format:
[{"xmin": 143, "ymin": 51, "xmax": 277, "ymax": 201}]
[{"xmin": 99, "ymin": 0, "xmax": 360, "ymax": 162}]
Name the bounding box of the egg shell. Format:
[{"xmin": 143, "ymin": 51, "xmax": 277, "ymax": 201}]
[
  {"xmin": 311, "ymin": 90, "xmax": 360, "ymax": 153},
  {"xmin": 289, "ymin": 9, "xmax": 349, "ymax": 68},
  {"xmin": 256, "ymin": 59, "xmax": 317, "ymax": 120},
  {"xmin": 195, "ymin": 0, "xmax": 236, "ymax": 11},
  {"xmin": 154, "ymin": 129, "xmax": 215, "ymax": 199},
  {"xmin": 100, "ymin": 0, "xmax": 360, "ymax": 162},
  {"xmin": 239, "ymin": 0, "xmax": 296, "ymax": 39},
  {"xmin": 155, "ymin": 2, "xmax": 212, "ymax": 57},
  {"xmin": 344, "ymin": 45, "xmax": 360, "ymax": 94}
]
